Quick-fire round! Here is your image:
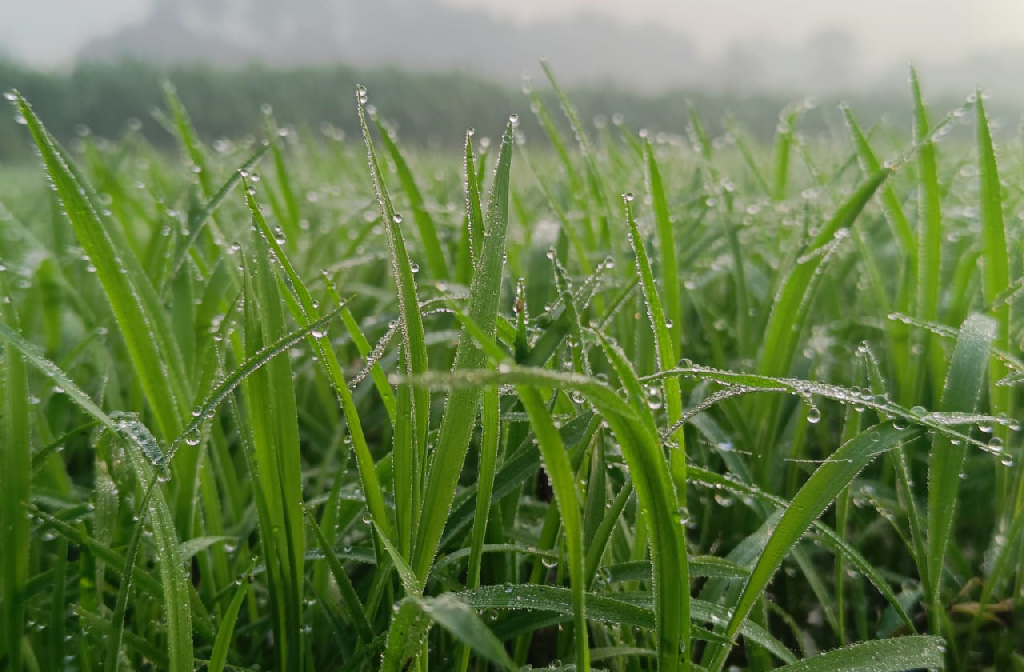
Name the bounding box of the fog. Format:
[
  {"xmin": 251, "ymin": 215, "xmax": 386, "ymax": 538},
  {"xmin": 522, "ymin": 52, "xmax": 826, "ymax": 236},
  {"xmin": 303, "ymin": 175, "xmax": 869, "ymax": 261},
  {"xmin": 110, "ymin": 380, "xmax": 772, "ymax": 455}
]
[{"xmin": 2, "ymin": 0, "xmax": 1023, "ymax": 98}]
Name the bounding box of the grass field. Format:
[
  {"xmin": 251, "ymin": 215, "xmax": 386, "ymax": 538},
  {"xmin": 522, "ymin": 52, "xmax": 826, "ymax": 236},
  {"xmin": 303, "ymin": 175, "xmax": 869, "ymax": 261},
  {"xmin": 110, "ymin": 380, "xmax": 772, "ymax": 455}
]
[{"xmin": 1, "ymin": 67, "xmax": 1022, "ymax": 672}]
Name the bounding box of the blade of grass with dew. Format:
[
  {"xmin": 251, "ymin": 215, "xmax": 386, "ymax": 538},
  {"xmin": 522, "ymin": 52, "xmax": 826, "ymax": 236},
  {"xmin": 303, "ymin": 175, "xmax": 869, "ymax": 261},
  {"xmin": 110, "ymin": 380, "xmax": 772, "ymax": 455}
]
[
  {"xmin": 644, "ymin": 138, "xmax": 682, "ymax": 355},
  {"xmin": 707, "ymin": 422, "xmax": 923, "ymax": 672},
  {"xmin": 303, "ymin": 507, "xmax": 374, "ymax": 642},
  {"xmin": 461, "ymin": 130, "xmax": 484, "ymax": 282},
  {"xmin": 243, "ymin": 185, "xmax": 394, "ymax": 541},
  {"xmin": 0, "ymin": 325, "xmax": 195, "ymax": 672},
  {"xmin": 456, "ymin": 584, "xmax": 793, "ymax": 662},
  {"xmin": 373, "ymin": 113, "xmax": 449, "ymax": 281},
  {"xmin": 911, "ymin": 68, "xmax": 946, "ymax": 399},
  {"xmin": 975, "ymin": 92, "xmax": 1012, "ymax": 487},
  {"xmin": 516, "ymin": 384, "xmax": 589, "ymax": 670},
  {"xmin": 594, "ymin": 333, "xmax": 690, "ymax": 671},
  {"xmin": 625, "ymin": 193, "xmax": 686, "ymax": 507},
  {"xmin": 207, "ymin": 560, "xmax": 256, "ymax": 672},
  {"xmin": 840, "ymin": 105, "xmax": 914, "ymax": 253},
  {"xmin": 926, "ymin": 314, "xmax": 996, "ymax": 634},
  {"xmin": 240, "ymin": 240, "xmax": 306, "ymax": 672},
  {"xmin": 382, "ymin": 595, "xmax": 517, "ymax": 672},
  {"xmin": 168, "ymin": 142, "xmax": 270, "ymax": 284},
  {"xmin": 358, "ymin": 85, "xmax": 430, "ymax": 492},
  {"xmin": 13, "ymin": 94, "xmax": 188, "ymax": 442},
  {"xmin": 770, "ymin": 636, "xmax": 946, "ymax": 672},
  {"xmin": 411, "ymin": 117, "xmax": 515, "ymax": 582},
  {"xmin": 0, "ymin": 275, "xmax": 29, "ymax": 672}
]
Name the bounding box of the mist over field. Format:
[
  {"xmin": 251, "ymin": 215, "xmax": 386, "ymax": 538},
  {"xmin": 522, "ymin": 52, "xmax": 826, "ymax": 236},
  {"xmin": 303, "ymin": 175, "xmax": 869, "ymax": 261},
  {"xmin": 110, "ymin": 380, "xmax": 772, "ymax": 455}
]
[{"xmin": 3, "ymin": 0, "xmax": 1023, "ymax": 97}]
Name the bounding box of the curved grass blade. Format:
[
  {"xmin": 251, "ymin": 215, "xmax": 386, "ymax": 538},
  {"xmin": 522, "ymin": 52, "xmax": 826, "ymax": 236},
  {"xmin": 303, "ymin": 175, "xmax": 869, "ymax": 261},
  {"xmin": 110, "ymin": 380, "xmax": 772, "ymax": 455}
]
[
  {"xmin": 771, "ymin": 635, "xmax": 945, "ymax": 672},
  {"xmin": 13, "ymin": 93, "xmax": 187, "ymax": 441},
  {"xmin": 383, "ymin": 595, "xmax": 516, "ymax": 672},
  {"xmin": 358, "ymin": 85, "xmax": 431, "ymax": 508},
  {"xmin": 926, "ymin": 315, "xmax": 996, "ymax": 631},
  {"xmin": 709, "ymin": 423, "xmax": 923, "ymax": 672},
  {"xmin": 687, "ymin": 466, "xmax": 915, "ymax": 632},
  {"xmin": 516, "ymin": 385, "xmax": 589, "ymax": 670},
  {"xmin": 0, "ymin": 322, "xmax": 195, "ymax": 671},
  {"xmin": 372, "ymin": 113, "xmax": 449, "ymax": 280},
  {"xmin": 625, "ymin": 193, "xmax": 686, "ymax": 506},
  {"xmin": 456, "ymin": 584, "xmax": 793, "ymax": 664}
]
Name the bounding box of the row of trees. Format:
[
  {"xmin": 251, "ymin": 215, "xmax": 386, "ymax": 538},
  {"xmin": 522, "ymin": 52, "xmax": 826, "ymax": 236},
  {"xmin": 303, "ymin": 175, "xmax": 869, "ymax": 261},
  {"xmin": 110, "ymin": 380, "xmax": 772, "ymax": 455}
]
[{"xmin": 0, "ymin": 59, "xmax": 990, "ymax": 161}]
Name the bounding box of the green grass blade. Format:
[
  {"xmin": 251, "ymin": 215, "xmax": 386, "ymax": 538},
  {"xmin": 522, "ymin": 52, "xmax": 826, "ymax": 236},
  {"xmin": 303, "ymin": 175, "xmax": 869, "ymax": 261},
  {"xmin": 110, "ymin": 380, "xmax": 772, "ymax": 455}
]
[
  {"xmin": 975, "ymin": 92, "xmax": 1012, "ymax": 473},
  {"xmin": 169, "ymin": 142, "xmax": 271, "ymax": 283},
  {"xmin": 240, "ymin": 239, "xmax": 306, "ymax": 672},
  {"xmin": 13, "ymin": 93, "xmax": 187, "ymax": 441},
  {"xmin": 372, "ymin": 112, "xmax": 450, "ymax": 281},
  {"xmin": 926, "ymin": 314, "xmax": 996, "ymax": 631},
  {"xmin": 594, "ymin": 333, "xmax": 690, "ymax": 672},
  {"xmin": 711, "ymin": 423, "xmax": 923, "ymax": 671},
  {"xmin": 358, "ymin": 85, "xmax": 431, "ymax": 485},
  {"xmin": 412, "ymin": 117, "xmax": 515, "ymax": 581},
  {"xmin": 464, "ymin": 130, "xmax": 485, "ymax": 267},
  {"xmin": 911, "ymin": 68, "xmax": 945, "ymax": 398},
  {"xmin": 773, "ymin": 106, "xmax": 799, "ymax": 201},
  {"xmin": 383, "ymin": 596, "xmax": 517, "ymax": 672},
  {"xmin": 304, "ymin": 507, "xmax": 374, "ymax": 642},
  {"xmin": 244, "ymin": 185, "xmax": 394, "ymax": 539},
  {"xmin": 516, "ymin": 384, "xmax": 589, "ymax": 670},
  {"xmin": 840, "ymin": 106, "xmax": 914, "ymax": 252},
  {"xmin": 0, "ymin": 276, "xmax": 29, "ymax": 672},
  {"xmin": 207, "ymin": 562, "xmax": 255, "ymax": 672},
  {"xmin": 771, "ymin": 636, "xmax": 946, "ymax": 672}
]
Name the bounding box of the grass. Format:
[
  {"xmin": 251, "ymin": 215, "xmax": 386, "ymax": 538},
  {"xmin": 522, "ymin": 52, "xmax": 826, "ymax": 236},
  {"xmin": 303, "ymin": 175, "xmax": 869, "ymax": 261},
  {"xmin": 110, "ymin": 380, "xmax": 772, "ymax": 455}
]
[{"xmin": 0, "ymin": 67, "xmax": 1021, "ymax": 672}]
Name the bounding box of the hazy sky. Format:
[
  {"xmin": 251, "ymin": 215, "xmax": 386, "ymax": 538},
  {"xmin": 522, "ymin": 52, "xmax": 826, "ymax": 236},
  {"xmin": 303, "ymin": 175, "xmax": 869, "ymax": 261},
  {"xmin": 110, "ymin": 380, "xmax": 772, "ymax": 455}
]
[{"xmin": 2, "ymin": 0, "xmax": 1022, "ymax": 68}]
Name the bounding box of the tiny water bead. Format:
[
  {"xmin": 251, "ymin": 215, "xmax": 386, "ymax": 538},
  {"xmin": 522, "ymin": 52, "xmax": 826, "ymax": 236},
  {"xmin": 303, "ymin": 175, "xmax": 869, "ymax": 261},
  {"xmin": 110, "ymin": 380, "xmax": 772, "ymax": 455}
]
[{"xmin": 806, "ymin": 406, "xmax": 822, "ymax": 424}]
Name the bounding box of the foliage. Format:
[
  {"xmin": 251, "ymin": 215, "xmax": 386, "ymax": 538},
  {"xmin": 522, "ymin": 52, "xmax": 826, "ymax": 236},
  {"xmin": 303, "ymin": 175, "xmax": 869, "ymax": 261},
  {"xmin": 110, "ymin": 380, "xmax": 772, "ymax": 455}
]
[{"xmin": 0, "ymin": 69, "xmax": 1022, "ymax": 672}]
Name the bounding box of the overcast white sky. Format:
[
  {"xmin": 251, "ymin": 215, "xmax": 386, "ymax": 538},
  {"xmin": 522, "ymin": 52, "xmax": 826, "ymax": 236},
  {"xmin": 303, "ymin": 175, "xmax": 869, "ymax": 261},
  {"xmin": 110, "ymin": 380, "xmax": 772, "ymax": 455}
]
[{"xmin": 2, "ymin": 0, "xmax": 1022, "ymax": 67}]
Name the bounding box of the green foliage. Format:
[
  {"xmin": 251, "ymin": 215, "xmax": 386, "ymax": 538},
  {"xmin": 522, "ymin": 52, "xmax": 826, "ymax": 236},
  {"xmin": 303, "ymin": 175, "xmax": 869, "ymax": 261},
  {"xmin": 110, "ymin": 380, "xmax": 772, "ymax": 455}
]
[{"xmin": 1, "ymin": 68, "xmax": 1022, "ymax": 672}]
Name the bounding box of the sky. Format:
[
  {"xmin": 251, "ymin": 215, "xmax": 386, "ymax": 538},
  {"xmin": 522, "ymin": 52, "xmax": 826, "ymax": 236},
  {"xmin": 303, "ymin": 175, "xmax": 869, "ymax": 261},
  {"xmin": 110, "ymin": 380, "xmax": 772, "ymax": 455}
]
[{"xmin": 1, "ymin": 0, "xmax": 1022, "ymax": 68}]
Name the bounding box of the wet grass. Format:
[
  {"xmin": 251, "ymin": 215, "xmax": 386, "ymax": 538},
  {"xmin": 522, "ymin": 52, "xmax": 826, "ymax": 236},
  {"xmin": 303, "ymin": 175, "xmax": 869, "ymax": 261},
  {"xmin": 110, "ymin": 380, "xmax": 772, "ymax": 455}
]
[{"xmin": 0, "ymin": 69, "xmax": 1022, "ymax": 671}]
